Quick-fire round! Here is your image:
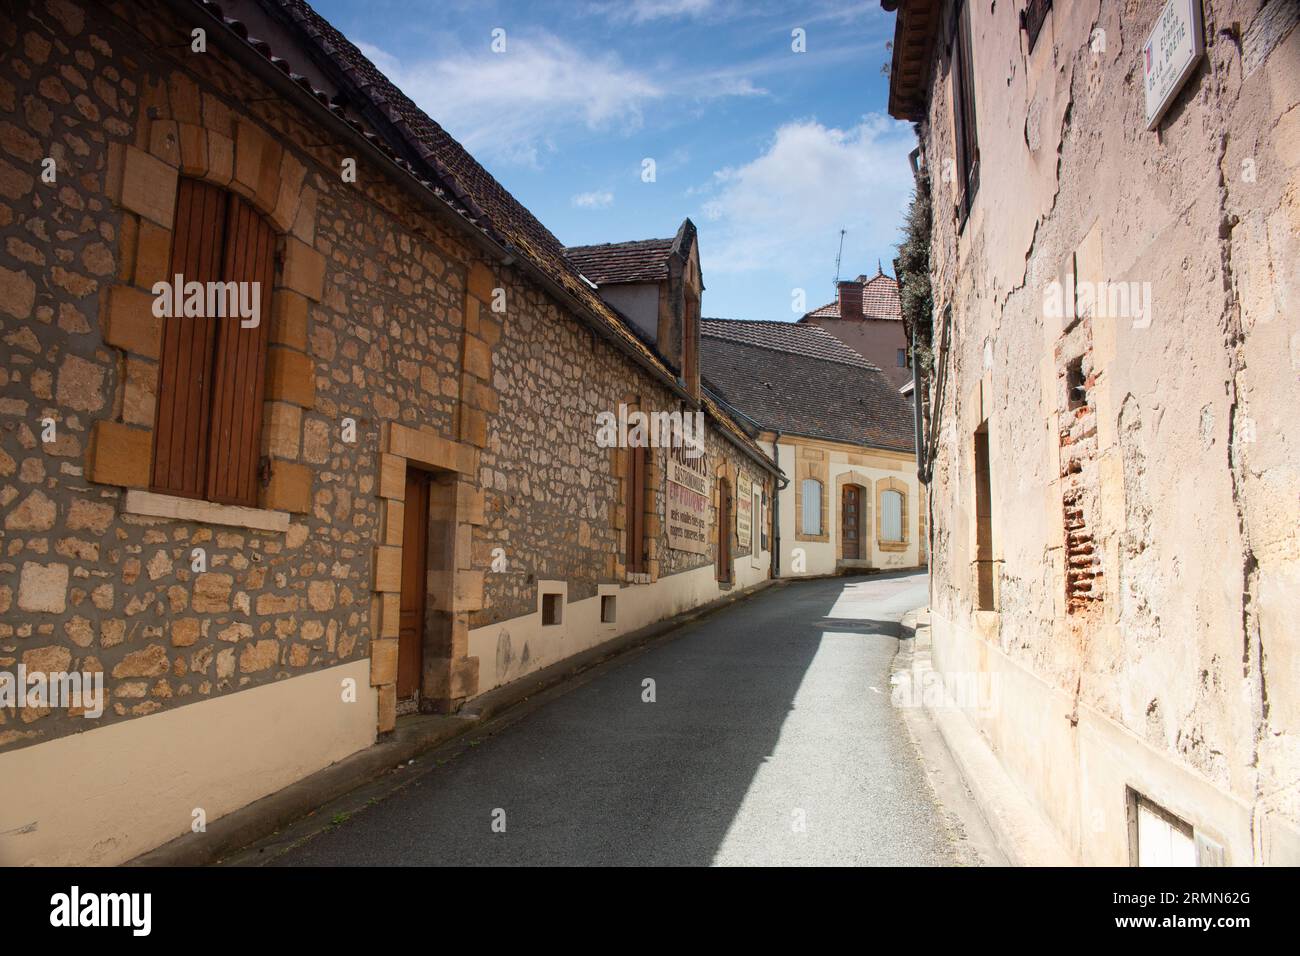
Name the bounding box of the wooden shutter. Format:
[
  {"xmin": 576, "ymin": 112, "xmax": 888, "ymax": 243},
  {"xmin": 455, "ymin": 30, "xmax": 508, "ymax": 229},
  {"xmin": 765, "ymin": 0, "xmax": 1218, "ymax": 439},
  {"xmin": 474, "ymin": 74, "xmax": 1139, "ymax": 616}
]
[
  {"xmin": 801, "ymin": 479, "xmax": 822, "ymax": 535},
  {"xmin": 953, "ymin": 0, "xmax": 980, "ymax": 221},
  {"xmin": 881, "ymin": 490, "xmax": 904, "ymax": 542},
  {"xmin": 151, "ymin": 178, "xmax": 227, "ymax": 499},
  {"xmin": 206, "ymin": 193, "xmax": 275, "ymax": 507},
  {"xmin": 627, "ymin": 444, "xmax": 646, "ymax": 573}
]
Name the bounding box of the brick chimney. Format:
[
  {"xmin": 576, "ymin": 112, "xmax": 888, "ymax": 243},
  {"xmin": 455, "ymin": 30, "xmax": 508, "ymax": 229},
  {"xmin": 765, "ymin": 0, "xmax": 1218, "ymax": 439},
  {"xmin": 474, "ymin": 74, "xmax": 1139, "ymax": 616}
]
[{"xmin": 837, "ymin": 280, "xmax": 863, "ymax": 321}]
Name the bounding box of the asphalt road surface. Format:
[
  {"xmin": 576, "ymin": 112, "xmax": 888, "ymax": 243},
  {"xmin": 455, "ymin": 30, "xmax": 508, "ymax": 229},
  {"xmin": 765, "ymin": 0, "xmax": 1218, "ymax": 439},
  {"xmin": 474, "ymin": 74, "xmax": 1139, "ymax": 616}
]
[{"xmin": 271, "ymin": 571, "xmax": 968, "ymax": 866}]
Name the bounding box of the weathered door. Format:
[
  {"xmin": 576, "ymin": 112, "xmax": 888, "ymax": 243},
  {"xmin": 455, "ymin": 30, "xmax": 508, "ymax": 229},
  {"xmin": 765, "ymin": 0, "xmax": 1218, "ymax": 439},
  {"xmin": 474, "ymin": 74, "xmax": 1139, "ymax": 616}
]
[
  {"xmin": 398, "ymin": 468, "xmax": 430, "ymax": 701},
  {"xmin": 717, "ymin": 478, "xmax": 732, "ymax": 582},
  {"xmin": 842, "ymin": 485, "xmax": 861, "ymax": 559}
]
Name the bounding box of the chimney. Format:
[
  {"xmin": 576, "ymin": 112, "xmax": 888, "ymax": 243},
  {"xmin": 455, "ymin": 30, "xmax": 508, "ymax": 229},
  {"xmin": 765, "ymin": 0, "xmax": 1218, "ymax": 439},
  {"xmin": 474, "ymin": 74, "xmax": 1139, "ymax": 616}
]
[{"xmin": 838, "ymin": 280, "xmax": 863, "ymax": 321}]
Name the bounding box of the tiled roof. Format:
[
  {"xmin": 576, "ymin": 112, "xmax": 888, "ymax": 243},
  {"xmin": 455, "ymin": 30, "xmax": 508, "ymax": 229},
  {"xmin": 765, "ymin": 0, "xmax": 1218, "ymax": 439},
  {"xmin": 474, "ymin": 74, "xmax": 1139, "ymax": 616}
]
[
  {"xmin": 700, "ymin": 319, "xmax": 878, "ymax": 370},
  {"xmin": 189, "ymin": 0, "xmax": 776, "ymax": 471},
  {"xmin": 270, "ymin": 1, "xmax": 577, "ymax": 286},
  {"xmin": 701, "ymin": 337, "xmax": 915, "ymax": 453},
  {"xmin": 564, "ymin": 238, "xmax": 674, "ymax": 285},
  {"xmin": 803, "ymin": 271, "xmax": 903, "ymax": 321}
]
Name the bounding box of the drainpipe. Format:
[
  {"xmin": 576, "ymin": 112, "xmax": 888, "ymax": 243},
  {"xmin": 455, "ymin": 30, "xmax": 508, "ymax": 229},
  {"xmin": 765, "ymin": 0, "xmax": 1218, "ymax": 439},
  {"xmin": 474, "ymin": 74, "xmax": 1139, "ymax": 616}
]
[
  {"xmin": 770, "ymin": 431, "xmax": 787, "ymax": 578},
  {"xmin": 911, "ymin": 332, "xmax": 929, "ymax": 485}
]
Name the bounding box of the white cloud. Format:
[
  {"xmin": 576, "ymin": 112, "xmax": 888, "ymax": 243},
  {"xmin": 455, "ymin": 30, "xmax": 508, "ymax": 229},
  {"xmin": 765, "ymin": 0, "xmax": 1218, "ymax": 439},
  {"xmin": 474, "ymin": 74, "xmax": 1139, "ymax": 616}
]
[
  {"xmin": 357, "ymin": 35, "xmax": 660, "ymax": 167},
  {"xmin": 356, "ymin": 34, "xmax": 764, "ymax": 168},
  {"xmin": 572, "ymin": 189, "xmax": 615, "ymax": 209},
  {"xmin": 696, "ymin": 115, "xmax": 916, "ymax": 277},
  {"xmin": 590, "ymin": 0, "xmax": 717, "ymax": 23}
]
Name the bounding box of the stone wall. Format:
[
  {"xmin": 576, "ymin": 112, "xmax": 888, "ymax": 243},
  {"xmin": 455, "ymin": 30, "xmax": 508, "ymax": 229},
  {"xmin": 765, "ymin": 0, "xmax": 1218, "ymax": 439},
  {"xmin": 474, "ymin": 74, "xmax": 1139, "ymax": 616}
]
[{"xmin": 0, "ymin": 0, "xmax": 771, "ymax": 754}]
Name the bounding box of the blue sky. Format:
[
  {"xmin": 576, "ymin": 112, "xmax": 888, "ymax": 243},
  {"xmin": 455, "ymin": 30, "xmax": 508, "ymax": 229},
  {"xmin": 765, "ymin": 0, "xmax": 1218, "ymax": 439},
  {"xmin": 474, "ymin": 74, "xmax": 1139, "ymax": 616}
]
[{"xmin": 311, "ymin": 0, "xmax": 916, "ymax": 321}]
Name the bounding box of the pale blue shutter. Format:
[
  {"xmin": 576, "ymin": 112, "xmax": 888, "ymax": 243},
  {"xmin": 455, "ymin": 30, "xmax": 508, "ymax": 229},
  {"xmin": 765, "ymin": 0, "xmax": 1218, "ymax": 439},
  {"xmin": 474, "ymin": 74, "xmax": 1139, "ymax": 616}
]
[
  {"xmin": 881, "ymin": 490, "xmax": 903, "ymax": 542},
  {"xmin": 801, "ymin": 479, "xmax": 821, "ymax": 535}
]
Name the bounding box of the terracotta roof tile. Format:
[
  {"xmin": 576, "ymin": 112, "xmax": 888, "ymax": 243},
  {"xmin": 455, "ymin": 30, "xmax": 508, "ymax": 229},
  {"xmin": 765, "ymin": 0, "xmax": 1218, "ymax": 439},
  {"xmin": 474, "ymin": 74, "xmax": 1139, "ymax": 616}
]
[{"xmin": 802, "ymin": 271, "xmax": 903, "ymax": 321}]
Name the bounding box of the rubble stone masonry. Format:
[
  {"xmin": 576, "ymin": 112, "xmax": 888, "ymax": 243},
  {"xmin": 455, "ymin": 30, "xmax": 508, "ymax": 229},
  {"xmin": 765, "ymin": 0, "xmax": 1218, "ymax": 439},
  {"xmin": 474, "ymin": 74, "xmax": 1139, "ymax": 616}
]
[{"xmin": 0, "ymin": 0, "xmax": 771, "ymax": 777}]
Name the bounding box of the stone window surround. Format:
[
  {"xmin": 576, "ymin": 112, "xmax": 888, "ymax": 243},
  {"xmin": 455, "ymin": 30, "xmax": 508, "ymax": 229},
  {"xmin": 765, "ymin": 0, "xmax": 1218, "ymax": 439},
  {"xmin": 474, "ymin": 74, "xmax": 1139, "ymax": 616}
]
[
  {"xmin": 92, "ymin": 101, "xmax": 324, "ymax": 526},
  {"xmin": 122, "ymin": 489, "xmax": 290, "ymax": 533},
  {"xmin": 794, "ymin": 446, "xmax": 830, "ymax": 543},
  {"xmin": 876, "ymin": 476, "xmax": 910, "ymax": 552},
  {"xmin": 611, "ymin": 393, "xmax": 663, "ymax": 586}
]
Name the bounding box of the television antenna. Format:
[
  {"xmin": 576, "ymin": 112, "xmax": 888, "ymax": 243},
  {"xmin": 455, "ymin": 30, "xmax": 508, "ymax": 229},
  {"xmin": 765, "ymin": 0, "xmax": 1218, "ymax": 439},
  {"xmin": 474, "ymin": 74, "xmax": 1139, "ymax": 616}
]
[{"xmin": 832, "ymin": 228, "xmax": 846, "ymax": 291}]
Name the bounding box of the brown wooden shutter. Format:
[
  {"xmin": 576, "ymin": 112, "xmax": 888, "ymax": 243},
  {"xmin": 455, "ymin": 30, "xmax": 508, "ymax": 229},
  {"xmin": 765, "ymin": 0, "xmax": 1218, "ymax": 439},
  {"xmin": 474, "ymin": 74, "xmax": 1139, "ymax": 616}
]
[
  {"xmin": 628, "ymin": 444, "xmax": 646, "ymax": 573},
  {"xmin": 954, "ymin": 0, "xmax": 979, "ymax": 220},
  {"xmin": 151, "ymin": 178, "xmax": 227, "ymax": 499},
  {"xmin": 206, "ymin": 193, "xmax": 275, "ymax": 507}
]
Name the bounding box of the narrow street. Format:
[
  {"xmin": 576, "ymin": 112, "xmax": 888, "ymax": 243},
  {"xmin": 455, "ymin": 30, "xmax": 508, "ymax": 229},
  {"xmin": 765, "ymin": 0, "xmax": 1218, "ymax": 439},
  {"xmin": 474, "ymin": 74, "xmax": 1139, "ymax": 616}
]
[{"xmin": 261, "ymin": 572, "xmax": 978, "ymax": 866}]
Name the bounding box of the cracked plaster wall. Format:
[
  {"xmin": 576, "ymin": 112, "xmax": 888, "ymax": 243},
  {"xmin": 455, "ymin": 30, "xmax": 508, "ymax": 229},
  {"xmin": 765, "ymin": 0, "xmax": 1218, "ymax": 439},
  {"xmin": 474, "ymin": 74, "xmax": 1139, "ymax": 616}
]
[{"xmin": 921, "ymin": 0, "xmax": 1299, "ymax": 861}]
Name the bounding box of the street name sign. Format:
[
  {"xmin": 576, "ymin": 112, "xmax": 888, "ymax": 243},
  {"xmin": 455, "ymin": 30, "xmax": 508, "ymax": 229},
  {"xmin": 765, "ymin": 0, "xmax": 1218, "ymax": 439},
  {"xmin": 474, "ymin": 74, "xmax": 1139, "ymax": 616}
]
[{"xmin": 1143, "ymin": 0, "xmax": 1205, "ymax": 130}]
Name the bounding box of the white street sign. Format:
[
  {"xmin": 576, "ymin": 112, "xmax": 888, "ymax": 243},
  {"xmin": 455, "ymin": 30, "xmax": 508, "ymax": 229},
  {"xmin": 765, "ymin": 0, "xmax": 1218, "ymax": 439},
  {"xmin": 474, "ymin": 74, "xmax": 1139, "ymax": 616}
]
[{"xmin": 1143, "ymin": 0, "xmax": 1205, "ymax": 130}]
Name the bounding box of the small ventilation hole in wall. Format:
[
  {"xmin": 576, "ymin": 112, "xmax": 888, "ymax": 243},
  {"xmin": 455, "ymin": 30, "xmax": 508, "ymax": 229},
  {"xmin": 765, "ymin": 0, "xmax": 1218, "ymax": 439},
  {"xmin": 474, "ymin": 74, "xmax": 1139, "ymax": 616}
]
[{"xmin": 542, "ymin": 592, "xmax": 562, "ymax": 626}]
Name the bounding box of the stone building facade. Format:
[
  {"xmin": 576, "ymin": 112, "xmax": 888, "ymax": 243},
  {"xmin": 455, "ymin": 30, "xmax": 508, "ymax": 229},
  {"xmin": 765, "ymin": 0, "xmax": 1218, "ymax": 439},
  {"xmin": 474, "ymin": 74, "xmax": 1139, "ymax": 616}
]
[
  {"xmin": 886, "ymin": 0, "xmax": 1299, "ymax": 863},
  {"xmin": 0, "ymin": 0, "xmax": 776, "ymax": 864},
  {"xmin": 701, "ymin": 319, "xmax": 923, "ymax": 577}
]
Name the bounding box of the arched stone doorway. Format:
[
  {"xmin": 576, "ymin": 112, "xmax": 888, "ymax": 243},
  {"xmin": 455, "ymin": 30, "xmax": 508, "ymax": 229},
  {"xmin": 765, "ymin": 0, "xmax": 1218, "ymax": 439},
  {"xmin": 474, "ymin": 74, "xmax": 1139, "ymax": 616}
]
[{"xmin": 834, "ymin": 471, "xmax": 873, "ymax": 569}]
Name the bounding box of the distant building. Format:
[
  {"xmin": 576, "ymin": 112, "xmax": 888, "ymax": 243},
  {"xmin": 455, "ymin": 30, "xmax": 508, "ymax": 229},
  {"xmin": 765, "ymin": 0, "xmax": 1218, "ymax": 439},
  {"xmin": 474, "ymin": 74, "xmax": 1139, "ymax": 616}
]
[
  {"xmin": 799, "ymin": 269, "xmax": 911, "ymax": 390},
  {"xmin": 565, "ymin": 220, "xmax": 702, "ymax": 398},
  {"xmin": 701, "ymin": 320, "xmax": 924, "ymax": 576}
]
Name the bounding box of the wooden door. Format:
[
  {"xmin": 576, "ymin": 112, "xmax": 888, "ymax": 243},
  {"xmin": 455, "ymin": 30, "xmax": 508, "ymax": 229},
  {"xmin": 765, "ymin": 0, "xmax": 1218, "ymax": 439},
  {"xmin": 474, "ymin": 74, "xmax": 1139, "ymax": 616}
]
[
  {"xmin": 842, "ymin": 485, "xmax": 861, "ymax": 560},
  {"xmin": 398, "ymin": 469, "xmax": 430, "ymax": 701},
  {"xmin": 717, "ymin": 478, "xmax": 732, "ymax": 582},
  {"xmin": 628, "ymin": 444, "xmax": 646, "ymax": 573}
]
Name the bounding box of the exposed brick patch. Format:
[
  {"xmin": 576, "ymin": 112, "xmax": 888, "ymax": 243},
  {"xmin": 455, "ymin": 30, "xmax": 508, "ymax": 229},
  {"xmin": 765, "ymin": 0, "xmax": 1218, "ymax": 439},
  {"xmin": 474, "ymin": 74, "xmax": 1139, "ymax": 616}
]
[{"xmin": 1057, "ymin": 321, "xmax": 1103, "ymax": 613}]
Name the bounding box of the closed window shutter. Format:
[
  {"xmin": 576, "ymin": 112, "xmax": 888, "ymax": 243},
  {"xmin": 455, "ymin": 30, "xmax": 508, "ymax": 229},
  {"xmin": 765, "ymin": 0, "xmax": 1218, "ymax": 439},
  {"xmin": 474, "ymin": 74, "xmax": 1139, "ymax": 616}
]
[
  {"xmin": 151, "ymin": 178, "xmax": 227, "ymax": 499},
  {"xmin": 954, "ymin": 0, "xmax": 980, "ymax": 218},
  {"xmin": 627, "ymin": 444, "xmax": 646, "ymax": 573},
  {"xmin": 206, "ymin": 193, "xmax": 275, "ymax": 507},
  {"xmin": 882, "ymin": 490, "xmax": 904, "ymax": 542},
  {"xmin": 801, "ymin": 479, "xmax": 821, "ymax": 535}
]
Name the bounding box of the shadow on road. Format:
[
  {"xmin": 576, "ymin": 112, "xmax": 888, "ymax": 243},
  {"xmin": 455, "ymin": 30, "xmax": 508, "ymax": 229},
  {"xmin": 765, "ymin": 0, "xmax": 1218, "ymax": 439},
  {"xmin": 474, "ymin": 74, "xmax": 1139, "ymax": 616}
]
[{"xmin": 270, "ymin": 571, "xmax": 944, "ymax": 866}]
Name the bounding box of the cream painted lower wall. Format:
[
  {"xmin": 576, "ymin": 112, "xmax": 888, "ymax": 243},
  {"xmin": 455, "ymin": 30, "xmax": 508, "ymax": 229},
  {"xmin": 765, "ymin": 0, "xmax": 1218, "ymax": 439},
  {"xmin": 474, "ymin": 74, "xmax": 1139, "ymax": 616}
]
[
  {"xmin": 1, "ymin": 554, "xmax": 773, "ymax": 865},
  {"xmin": 0, "ymin": 658, "xmax": 376, "ymax": 867},
  {"xmin": 471, "ymin": 552, "xmax": 770, "ymax": 693},
  {"xmin": 930, "ymin": 608, "xmax": 1300, "ymax": 866}
]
